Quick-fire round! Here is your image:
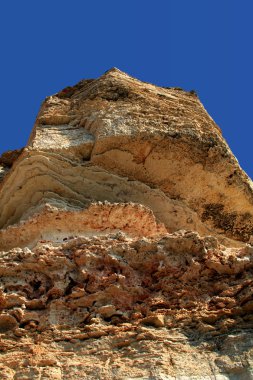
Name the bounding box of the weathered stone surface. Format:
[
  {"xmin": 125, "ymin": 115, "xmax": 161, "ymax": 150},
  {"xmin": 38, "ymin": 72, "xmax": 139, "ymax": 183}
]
[
  {"xmin": 0, "ymin": 148, "xmax": 23, "ymax": 183},
  {"xmin": 1, "ymin": 68, "xmax": 252, "ymax": 244},
  {"xmin": 0, "ymin": 68, "xmax": 253, "ymax": 379}
]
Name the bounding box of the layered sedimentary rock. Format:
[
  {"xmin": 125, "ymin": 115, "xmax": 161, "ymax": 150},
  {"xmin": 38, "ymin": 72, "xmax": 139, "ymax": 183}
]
[{"xmin": 0, "ymin": 68, "xmax": 253, "ymax": 379}]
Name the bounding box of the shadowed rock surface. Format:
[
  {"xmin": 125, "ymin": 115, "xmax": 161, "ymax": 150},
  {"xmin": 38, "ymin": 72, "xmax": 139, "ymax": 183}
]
[{"xmin": 0, "ymin": 68, "xmax": 253, "ymax": 379}]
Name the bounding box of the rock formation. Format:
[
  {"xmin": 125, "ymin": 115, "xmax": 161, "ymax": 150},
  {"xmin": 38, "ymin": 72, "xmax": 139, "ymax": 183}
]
[{"xmin": 0, "ymin": 68, "xmax": 253, "ymax": 379}]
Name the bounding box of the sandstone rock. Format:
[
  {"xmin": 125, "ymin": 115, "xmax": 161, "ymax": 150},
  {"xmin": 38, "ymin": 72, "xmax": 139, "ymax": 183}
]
[
  {"xmin": 97, "ymin": 305, "xmax": 117, "ymax": 318},
  {"xmin": 142, "ymin": 314, "xmax": 165, "ymax": 327},
  {"xmin": 0, "ymin": 314, "xmax": 18, "ymax": 332},
  {"xmin": 0, "ymin": 68, "xmax": 253, "ymax": 379}
]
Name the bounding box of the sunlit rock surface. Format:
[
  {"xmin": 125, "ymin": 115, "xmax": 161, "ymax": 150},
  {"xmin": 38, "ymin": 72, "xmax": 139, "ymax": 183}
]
[{"xmin": 0, "ymin": 68, "xmax": 253, "ymax": 379}]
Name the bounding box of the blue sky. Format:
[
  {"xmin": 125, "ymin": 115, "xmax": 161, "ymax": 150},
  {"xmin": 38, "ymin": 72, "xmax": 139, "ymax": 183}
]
[{"xmin": 0, "ymin": 1, "xmax": 252, "ymax": 178}]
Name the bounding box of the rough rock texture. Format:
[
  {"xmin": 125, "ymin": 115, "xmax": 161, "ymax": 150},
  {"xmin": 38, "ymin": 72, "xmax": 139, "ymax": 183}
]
[{"xmin": 0, "ymin": 68, "xmax": 253, "ymax": 379}]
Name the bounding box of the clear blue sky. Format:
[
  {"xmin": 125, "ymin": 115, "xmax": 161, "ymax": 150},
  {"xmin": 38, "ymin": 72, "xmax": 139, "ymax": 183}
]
[{"xmin": 0, "ymin": 1, "xmax": 252, "ymax": 179}]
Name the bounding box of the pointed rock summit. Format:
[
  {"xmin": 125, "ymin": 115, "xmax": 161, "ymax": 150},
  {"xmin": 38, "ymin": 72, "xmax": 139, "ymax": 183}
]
[
  {"xmin": 0, "ymin": 70, "xmax": 253, "ymax": 379},
  {"xmin": 0, "ymin": 68, "xmax": 252, "ymax": 247}
]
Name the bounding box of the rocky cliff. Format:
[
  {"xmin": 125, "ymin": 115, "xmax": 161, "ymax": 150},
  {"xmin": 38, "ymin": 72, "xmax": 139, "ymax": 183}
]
[{"xmin": 0, "ymin": 68, "xmax": 253, "ymax": 379}]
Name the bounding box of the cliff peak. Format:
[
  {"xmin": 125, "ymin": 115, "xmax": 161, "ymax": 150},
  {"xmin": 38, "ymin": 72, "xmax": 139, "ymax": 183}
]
[{"xmin": 0, "ymin": 71, "xmax": 253, "ymax": 379}]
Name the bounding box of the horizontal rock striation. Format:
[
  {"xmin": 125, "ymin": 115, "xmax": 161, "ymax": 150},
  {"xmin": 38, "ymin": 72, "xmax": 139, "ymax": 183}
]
[
  {"xmin": 1, "ymin": 68, "xmax": 253, "ymax": 244},
  {"xmin": 0, "ymin": 68, "xmax": 253, "ymax": 379}
]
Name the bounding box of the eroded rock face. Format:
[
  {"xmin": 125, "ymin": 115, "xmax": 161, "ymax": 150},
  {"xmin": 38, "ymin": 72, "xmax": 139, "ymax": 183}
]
[{"xmin": 0, "ymin": 68, "xmax": 253, "ymax": 379}]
